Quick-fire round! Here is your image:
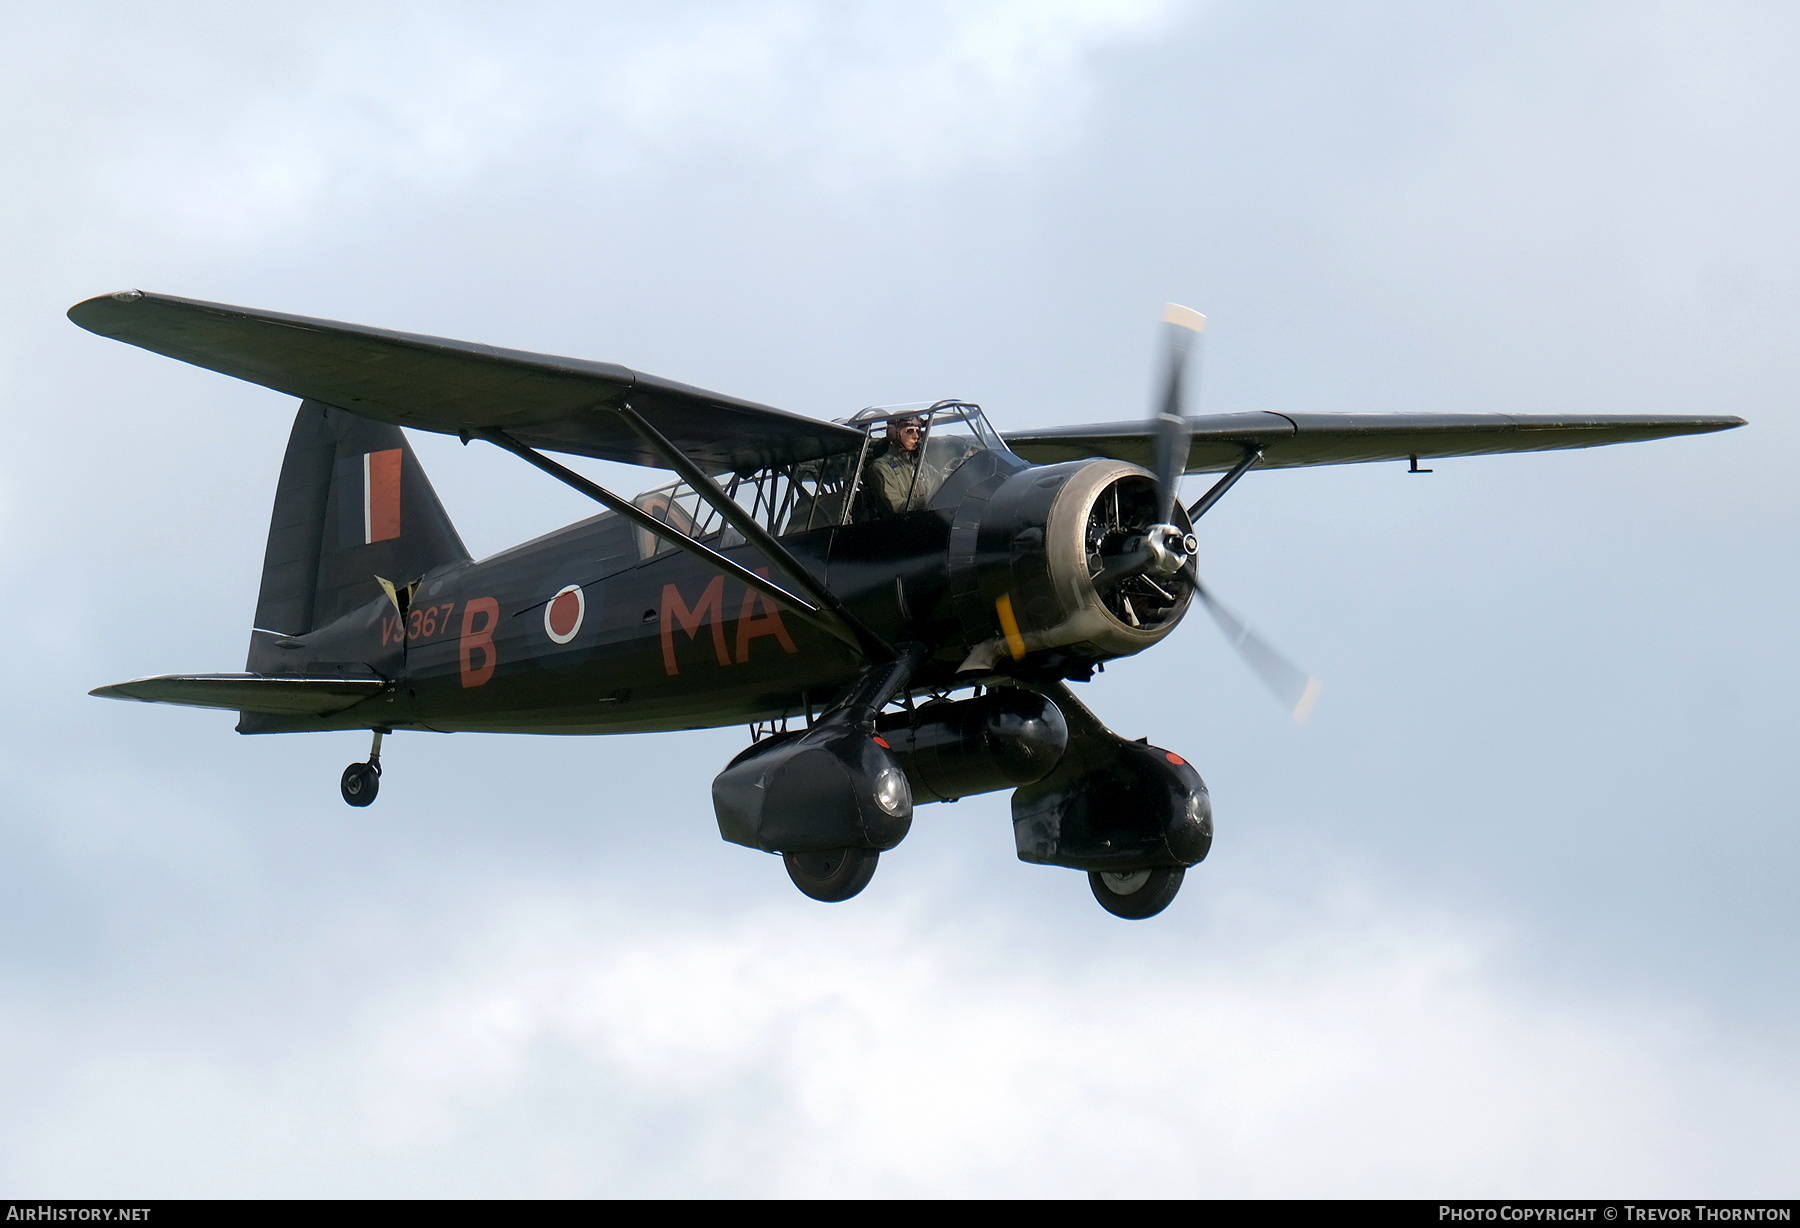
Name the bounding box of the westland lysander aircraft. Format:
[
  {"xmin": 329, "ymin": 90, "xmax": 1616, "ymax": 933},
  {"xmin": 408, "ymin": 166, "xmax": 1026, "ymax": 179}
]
[{"xmin": 71, "ymin": 291, "xmax": 1743, "ymax": 918}]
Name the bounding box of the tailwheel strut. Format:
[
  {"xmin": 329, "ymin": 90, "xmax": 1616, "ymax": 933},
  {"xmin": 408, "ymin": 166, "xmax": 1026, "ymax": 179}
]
[{"xmin": 340, "ymin": 729, "xmax": 386, "ymax": 808}]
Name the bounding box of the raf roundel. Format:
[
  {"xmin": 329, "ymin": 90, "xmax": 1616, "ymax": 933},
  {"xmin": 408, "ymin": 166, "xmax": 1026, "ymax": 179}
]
[{"xmin": 544, "ymin": 584, "xmax": 585, "ymax": 645}]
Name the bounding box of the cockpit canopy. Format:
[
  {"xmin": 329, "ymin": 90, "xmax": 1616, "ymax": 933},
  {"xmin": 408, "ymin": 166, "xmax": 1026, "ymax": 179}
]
[
  {"xmin": 627, "ymin": 399, "xmax": 1011, "ymax": 557},
  {"xmin": 843, "ymin": 401, "xmax": 1008, "ymax": 518},
  {"xmin": 844, "ymin": 400, "xmax": 1005, "ymax": 447}
]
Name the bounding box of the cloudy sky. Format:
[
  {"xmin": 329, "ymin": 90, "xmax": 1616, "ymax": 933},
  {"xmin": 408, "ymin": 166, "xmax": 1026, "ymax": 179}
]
[{"xmin": 2, "ymin": 0, "xmax": 1796, "ymax": 1197}]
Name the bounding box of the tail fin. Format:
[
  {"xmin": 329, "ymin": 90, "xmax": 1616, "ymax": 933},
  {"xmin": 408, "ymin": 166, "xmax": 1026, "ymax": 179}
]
[{"xmin": 248, "ymin": 400, "xmax": 468, "ymax": 666}]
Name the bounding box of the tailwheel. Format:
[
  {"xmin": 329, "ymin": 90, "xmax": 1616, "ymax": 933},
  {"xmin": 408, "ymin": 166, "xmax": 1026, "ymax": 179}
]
[
  {"xmin": 341, "ymin": 729, "xmax": 386, "ymax": 807},
  {"xmin": 340, "ymin": 762, "xmax": 380, "ymax": 807},
  {"xmin": 783, "ymin": 847, "xmax": 879, "ymax": 902},
  {"xmin": 1089, "ymin": 866, "xmax": 1184, "ymax": 919}
]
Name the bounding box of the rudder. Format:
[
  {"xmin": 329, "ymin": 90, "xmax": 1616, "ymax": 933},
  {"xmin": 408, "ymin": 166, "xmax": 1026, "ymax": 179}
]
[{"xmin": 248, "ymin": 400, "xmax": 469, "ymax": 668}]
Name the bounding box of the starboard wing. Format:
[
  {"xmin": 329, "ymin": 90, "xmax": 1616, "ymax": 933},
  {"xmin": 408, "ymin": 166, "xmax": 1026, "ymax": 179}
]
[
  {"xmin": 90, "ymin": 674, "xmax": 386, "ymax": 716},
  {"xmin": 68, "ymin": 292, "xmax": 866, "ymax": 473},
  {"xmin": 1004, "ymin": 411, "xmax": 1745, "ymax": 473}
]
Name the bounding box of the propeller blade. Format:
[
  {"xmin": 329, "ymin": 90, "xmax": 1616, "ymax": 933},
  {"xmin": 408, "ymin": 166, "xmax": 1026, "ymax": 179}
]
[
  {"xmin": 1191, "ymin": 574, "xmax": 1322, "ymax": 724},
  {"xmin": 1153, "ymin": 303, "xmax": 1205, "ymax": 526}
]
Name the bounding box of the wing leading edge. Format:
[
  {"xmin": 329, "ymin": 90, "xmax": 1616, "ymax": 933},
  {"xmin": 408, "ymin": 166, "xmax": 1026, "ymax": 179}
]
[
  {"xmin": 1004, "ymin": 411, "xmax": 1745, "ymax": 473},
  {"xmin": 68, "ymin": 291, "xmax": 866, "ymax": 473}
]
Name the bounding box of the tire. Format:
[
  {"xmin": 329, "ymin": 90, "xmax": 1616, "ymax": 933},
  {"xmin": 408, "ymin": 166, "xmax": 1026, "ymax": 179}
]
[
  {"xmin": 340, "ymin": 762, "xmax": 380, "ymax": 808},
  {"xmin": 1088, "ymin": 866, "xmax": 1184, "ymax": 919},
  {"xmin": 783, "ymin": 847, "xmax": 879, "ymax": 902}
]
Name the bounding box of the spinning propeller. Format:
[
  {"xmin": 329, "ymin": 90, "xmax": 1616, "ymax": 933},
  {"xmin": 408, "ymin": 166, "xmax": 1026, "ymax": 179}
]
[{"xmin": 1093, "ymin": 303, "xmax": 1322, "ymax": 724}]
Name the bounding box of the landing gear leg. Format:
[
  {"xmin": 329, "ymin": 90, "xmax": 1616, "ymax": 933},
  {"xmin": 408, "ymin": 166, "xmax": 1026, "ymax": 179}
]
[{"xmin": 340, "ymin": 729, "xmax": 385, "ymax": 808}]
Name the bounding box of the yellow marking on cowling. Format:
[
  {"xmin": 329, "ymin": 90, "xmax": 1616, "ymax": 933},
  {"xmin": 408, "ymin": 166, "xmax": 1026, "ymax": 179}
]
[
  {"xmin": 995, "ymin": 593, "xmax": 1027, "ymax": 660},
  {"xmin": 1291, "ymin": 677, "xmax": 1323, "ymax": 725},
  {"xmin": 1161, "ymin": 302, "xmax": 1206, "ymax": 333}
]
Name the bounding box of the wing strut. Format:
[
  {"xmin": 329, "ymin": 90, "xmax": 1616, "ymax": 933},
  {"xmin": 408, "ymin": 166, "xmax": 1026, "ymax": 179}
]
[
  {"xmin": 1186, "ymin": 448, "xmax": 1262, "ymax": 521},
  {"xmin": 478, "ymin": 430, "xmax": 868, "ymax": 656},
  {"xmin": 612, "ymin": 403, "xmax": 895, "ymax": 662}
]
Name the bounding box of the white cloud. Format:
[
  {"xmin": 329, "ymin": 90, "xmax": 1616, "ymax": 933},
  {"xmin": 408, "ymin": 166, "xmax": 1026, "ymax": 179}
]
[
  {"xmin": 31, "ymin": 1, "xmax": 1182, "ymax": 248},
  {"xmin": 584, "ymin": 0, "xmax": 1180, "ymax": 184},
  {"xmin": 7, "ymin": 881, "xmax": 1793, "ymax": 1196}
]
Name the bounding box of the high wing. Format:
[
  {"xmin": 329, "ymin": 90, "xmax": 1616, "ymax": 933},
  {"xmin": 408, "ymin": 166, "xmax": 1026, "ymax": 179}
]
[
  {"xmin": 67, "ymin": 291, "xmax": 865, "ymax": 473},
  {"xmin": 1004, "ymin": 411, "xmax": 1745, "ymax": 473},
  {"xmin": 91, "ymin": 674, "xmax": 385, "ymax": 715}
]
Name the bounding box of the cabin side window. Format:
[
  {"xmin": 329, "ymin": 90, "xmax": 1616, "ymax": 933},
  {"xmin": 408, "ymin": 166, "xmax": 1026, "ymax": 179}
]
[{"xmin": 627, "ymin": 450, "xmax": 866, "ymax": 561}]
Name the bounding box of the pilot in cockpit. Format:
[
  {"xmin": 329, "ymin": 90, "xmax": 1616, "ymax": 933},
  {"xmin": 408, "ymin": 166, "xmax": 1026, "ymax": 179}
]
[{"xmin": 866, "ymin": 413, "xmax": 933, "ymax": 514}]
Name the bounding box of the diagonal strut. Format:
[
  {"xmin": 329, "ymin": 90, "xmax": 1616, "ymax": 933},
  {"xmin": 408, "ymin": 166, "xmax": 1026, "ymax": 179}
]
[
  {"xmin": 477, "ymin": 429, "xmax": 865, "ymax": 655},
  {"xmin": 610, "ymin": 403, "xmax": 894, "ymax": 662}
]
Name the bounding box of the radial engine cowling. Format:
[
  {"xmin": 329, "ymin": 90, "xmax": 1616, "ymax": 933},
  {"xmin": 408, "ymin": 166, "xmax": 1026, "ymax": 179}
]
[
  {"xmin": 875, "ymin": 688, "xmax": 1069, "ymax": 803},
  {"xmin": 949, "ymin": 459, "xmax": 1193, "ymax": 673}
]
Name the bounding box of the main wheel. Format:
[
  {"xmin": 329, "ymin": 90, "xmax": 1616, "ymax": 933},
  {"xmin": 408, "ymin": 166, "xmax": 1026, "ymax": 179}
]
[
  {"xmin": 340, "ymin": 762, "xmax": 380, "ymax": 807},
  {"xmin": 1089, "ymin": 866, "xmax": 1184, "ymax": 919},
  {"xmin": 783, "ymin": 847, "xmax": 879, "ymax": 902}
]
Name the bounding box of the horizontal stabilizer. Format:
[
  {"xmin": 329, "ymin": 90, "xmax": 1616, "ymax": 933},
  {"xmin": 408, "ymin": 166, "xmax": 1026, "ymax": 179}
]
[
  {"xmin": 90, "ymin": 673, "xmax": 385, "ymax": 715},
  {"xmin": 1005, "ymin": 411, "xmax": 1746, "ymax": 472}
]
